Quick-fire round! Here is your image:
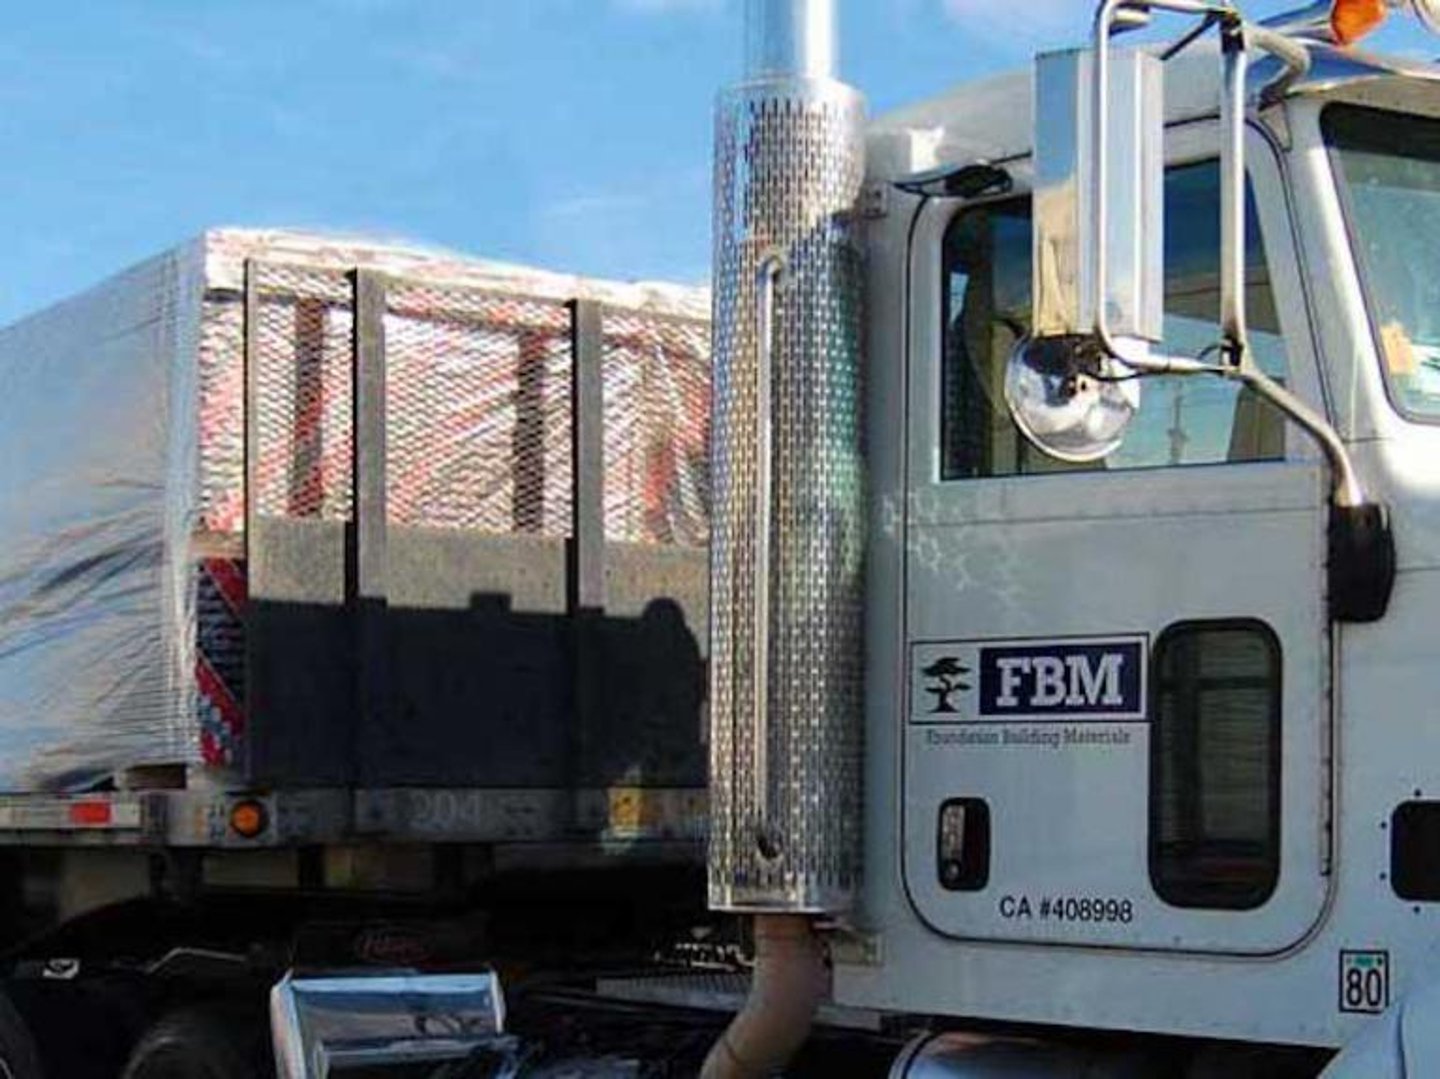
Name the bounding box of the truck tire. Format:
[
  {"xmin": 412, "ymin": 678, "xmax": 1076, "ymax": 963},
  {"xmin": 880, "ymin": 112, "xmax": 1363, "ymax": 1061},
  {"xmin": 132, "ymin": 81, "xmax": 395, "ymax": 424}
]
[
  {"xmin": 121, "ymin": 1006, "xmax": 271, "ymax": 1079},
  {"xmin": 0, "ymin": 990, "xmax": 42, "ymax": 1079}
]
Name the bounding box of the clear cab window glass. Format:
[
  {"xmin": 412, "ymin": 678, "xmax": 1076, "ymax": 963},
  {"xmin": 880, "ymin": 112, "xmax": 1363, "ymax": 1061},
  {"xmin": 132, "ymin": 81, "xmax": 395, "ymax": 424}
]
[
  {"xmin": 1325, "ymin": 104, "xmax": 1440, "ymax": 423},
  {"xmin": 941, "ymin": 160, "xmax": 1288, "ymax": 479}
]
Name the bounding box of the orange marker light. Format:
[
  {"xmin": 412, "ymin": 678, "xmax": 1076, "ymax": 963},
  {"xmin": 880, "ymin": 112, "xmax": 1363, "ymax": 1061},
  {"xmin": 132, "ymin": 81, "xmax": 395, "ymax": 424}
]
[
  {"xmin": 229, "ymin": 799, "xmax": 268, "ymax": 839},
  {"xmin": 1332, "ymin": 0, "xmax": 1389, "ymax": 44}
]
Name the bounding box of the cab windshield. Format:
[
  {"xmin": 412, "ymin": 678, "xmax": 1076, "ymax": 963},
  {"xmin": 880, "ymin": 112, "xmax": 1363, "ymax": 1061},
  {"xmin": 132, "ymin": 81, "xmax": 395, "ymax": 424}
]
[{"xmin": 1325, "ymin": 104, "xmax": 1440, "ymax": 422}]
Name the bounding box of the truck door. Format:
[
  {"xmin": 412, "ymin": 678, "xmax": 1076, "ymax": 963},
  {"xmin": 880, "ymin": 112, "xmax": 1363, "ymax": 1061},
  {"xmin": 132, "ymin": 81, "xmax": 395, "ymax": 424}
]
[{"xmin": 900, "ymin": 126, "xmax": 1333, "ymax": 954}]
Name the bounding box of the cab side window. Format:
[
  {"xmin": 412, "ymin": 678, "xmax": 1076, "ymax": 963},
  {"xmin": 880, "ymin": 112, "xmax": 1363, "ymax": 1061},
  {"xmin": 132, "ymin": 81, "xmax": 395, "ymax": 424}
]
[
  {"xmin": 941, "ymin": 160, "xmax": 1288, "ymax": 480},
  {"xmin": 1150, "ymin": 620, "xmax": 1282, "ymax": 910}
]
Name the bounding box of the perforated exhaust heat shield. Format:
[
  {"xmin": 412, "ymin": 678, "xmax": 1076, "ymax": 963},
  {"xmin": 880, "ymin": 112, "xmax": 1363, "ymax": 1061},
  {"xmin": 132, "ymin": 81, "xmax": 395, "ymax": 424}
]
[{"xmin": 708, "ymin": 0, "xmax": 866, "ymax": 914}]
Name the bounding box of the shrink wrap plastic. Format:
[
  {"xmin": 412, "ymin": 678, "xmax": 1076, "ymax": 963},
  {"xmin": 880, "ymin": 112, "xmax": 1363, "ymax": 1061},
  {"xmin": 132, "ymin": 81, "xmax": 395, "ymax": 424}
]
[{"xmin": 0, "ymin": 230, "xmax": 710, "ymax": 792}]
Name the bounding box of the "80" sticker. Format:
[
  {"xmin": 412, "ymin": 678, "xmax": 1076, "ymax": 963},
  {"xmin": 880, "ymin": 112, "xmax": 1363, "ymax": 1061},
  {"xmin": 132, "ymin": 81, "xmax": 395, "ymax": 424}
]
[{"xmin": 1339, "ymin": 950, "xmax": 1390, "ymax": 1014}]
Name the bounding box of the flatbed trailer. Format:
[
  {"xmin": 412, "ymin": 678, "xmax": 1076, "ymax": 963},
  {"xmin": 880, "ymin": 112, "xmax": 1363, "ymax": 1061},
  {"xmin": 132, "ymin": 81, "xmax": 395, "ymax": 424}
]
[{"xmin": 0, "ymin": 233, "xmax": 739, "ymax": 1078}]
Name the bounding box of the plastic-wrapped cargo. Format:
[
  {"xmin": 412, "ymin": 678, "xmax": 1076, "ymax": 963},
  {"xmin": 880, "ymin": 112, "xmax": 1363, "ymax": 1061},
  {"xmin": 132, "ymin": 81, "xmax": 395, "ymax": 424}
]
[{"xmin": 0, "ymin": 229, "xmax": 712, "ymax": 794}]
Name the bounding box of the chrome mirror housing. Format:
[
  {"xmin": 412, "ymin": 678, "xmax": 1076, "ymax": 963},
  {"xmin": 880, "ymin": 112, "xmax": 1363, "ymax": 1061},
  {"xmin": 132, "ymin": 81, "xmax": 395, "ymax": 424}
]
[
  {"xmin": 1018, "ymin": 41, "xmax": 1163, "ymax": 461},
  {"xmin": 1031, "ymin": 46, "xmax": 1165, "ymax": 348}
]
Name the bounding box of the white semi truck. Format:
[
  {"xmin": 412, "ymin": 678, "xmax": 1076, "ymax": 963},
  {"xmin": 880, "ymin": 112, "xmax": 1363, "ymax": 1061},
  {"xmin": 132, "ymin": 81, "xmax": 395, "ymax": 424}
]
[
  {"xmin": 709, "ymin": 0, "xmax": 1440, "ymax": 1074},
  {"xmin": 4, "ymin": 0, "xmax": 1440, "ymax": 1075}
]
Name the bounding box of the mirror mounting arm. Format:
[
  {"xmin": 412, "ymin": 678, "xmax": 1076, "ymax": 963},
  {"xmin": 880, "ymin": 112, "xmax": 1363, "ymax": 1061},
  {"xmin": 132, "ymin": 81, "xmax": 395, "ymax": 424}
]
[
  {"xmin": 1249, "ymin": 23, "xmax": 1313, "ymax": 102},
  {"xmin": 1230, "ymin": 366, "xmax": 1366, "ymax": 508},
  {"xmin": 1091, "ymin": 0, "xmax": 1364, "ymax": 512},
  {"xmin": 1220, "ymin": 17, "xmax": 1250, "ymax": 356},
  {"xmin": 1091, "ymin": 0, "xmax": 1238, "ymax": 364},
  {"xmin": 1232, "ymin": 364, "xmax": 1392, "ymax": 622}
]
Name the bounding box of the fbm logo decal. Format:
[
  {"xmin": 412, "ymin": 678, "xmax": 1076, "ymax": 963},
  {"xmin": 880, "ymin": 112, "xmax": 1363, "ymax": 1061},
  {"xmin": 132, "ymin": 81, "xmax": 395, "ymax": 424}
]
[
  {"xmin": 910, "ymin": 635, "xmax": 1147, "ymax": 722},
  {"xmin": 982, "ymin": 641, "xmax": 1143, "ymax": 717}
]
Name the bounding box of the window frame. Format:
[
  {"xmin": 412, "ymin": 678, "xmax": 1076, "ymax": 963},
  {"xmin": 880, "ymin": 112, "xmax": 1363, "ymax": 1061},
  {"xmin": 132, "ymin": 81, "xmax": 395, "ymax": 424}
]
[
  {"xmin": 939, "ymin": 193, "xmax": 1039, "ymax": 481},
  {"xmin": 1147, "ymin": 617, "xmax": 1283, "ymax": 912},
  {"xmin": 1321, "ymin": 101, "xmax": 1440, "ymax": 428}
]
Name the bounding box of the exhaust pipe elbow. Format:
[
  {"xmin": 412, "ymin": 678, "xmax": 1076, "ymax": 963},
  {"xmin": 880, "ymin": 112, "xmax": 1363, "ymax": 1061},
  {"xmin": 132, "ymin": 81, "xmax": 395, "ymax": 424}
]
[{"xmin": 700, "ymin": 915, "xmax": 828, "ymax": 1079}]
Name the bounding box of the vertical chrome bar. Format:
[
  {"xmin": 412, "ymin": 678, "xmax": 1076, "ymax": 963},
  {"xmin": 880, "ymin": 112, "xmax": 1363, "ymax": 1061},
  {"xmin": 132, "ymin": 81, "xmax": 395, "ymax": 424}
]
[
  {"xmin": 752, "ymin": 254, "xmax": 782, "ymax": 855},
  {"xmin": 1219, "ymin": 19, "xmax": 1250, "ymax": 360},
  {"xmin": 1093, "ymin": 4, "xmax": 1114, "ymax": 346}
]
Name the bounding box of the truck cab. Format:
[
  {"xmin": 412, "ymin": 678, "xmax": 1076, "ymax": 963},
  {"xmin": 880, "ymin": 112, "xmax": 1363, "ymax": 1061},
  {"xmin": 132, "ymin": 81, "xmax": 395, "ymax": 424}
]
[{"xmin": 840, "ymin": 25, "xmax": 1440, "ymax": 1056}]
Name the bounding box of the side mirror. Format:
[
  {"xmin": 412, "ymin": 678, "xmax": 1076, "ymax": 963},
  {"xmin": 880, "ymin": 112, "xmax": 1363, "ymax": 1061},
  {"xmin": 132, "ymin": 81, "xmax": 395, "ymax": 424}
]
[
  {"xmin": 1008, "ymin": 45, "xmax": 1164, "ymax": 463},
  {"xmin": 1031, "ymin": 46, "xmax": 1164, "ymax": 347},
  {"xmin": 1003, "ymin": 2, "xmax": 1382, "ymax": 552}
]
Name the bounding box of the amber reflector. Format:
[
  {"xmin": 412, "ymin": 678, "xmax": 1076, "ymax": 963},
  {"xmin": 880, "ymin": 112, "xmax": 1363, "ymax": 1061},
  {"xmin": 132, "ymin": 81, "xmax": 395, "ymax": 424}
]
[
  {"xmin": 1332, "ymin": 0, "xmax": 1389, "ymax": 44},
  {"xmin": 229, "ymin": 799, "xmax": 268, "ymax": 839}
]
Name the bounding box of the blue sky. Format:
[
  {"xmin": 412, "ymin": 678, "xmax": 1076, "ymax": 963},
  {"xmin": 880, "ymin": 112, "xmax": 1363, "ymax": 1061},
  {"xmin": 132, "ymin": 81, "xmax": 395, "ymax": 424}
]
[{"xmin": 0, "ymin": 0, "xmax": 1432, "ymax": 323}]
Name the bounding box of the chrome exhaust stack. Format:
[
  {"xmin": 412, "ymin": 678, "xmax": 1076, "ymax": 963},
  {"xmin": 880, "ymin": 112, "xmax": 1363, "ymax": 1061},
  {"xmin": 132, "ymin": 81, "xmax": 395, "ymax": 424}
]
[{"xmin": 709, "ymin": 0, "xmax": 867, "ymax": 915}]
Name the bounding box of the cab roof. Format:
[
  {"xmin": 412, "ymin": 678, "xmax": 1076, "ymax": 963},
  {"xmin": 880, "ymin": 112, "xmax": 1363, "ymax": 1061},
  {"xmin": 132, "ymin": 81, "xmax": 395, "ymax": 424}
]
[{"xmin": 866, "ymin": 38, "xmax": 1440, "ymax": 183}]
